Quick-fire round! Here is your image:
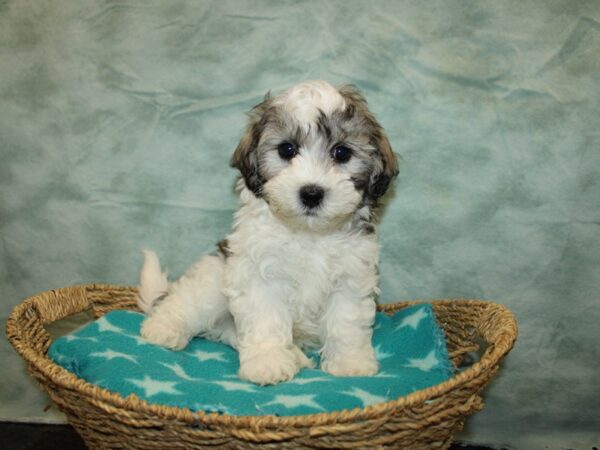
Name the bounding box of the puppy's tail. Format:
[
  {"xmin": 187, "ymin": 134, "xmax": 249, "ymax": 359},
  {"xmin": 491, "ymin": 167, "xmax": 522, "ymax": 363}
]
[{"xmin": 137, "ymin": 250, "xmax": 168, "ymax": 314}]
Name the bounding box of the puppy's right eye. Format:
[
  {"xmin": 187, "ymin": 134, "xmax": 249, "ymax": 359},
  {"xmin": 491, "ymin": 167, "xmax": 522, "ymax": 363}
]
[{"xmin": 277, "ymin": 142, "xmax": 297, "ymax": 160}]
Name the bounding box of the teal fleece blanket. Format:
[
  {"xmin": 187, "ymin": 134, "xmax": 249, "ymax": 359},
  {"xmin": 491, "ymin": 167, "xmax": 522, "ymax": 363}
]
[{"xmin": 49, "ymin": 305, "xmax": 452, "ymax": 416}]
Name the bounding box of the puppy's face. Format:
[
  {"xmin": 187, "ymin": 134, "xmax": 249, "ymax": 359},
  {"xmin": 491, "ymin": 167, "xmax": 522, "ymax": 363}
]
[{"xmin": 231, "ymin": 81, "xmax": 398, "ymax": 232}]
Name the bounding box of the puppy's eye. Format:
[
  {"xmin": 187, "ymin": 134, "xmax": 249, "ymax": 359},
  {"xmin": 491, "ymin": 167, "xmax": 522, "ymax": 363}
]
[
  {"xmin": 278, "ymin": 142, "xmax": 297, "ymax": 160},
  {"xmin": 332, "ymin": 145, "xmax": 352, "ymax": 163}
]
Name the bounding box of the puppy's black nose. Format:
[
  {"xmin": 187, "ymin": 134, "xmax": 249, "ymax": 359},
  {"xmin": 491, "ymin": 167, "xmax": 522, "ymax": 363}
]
[{"xmin": 299, "ymin": 184, "xmax": 325, "ymax": 208}]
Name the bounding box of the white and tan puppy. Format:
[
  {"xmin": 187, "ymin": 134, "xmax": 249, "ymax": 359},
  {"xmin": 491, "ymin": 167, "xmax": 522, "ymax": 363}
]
[{"xmin": 138, "ymin": 80, "xmax": 398, "ymax": 385}]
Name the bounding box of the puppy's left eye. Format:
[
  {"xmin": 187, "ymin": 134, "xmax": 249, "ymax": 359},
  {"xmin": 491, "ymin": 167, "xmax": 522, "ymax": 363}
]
[
  {"xmin": 278, "ymin": 142, "xmax": 297, "ymax": 160},
  {"xmin": 332, "ymin": 145, "xmax": 352, "ymax": 163}
]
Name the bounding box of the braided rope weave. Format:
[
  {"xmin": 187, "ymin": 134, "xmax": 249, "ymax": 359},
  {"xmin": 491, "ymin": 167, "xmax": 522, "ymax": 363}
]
[{"xmin": 6, "ymin": 285, "xmax": 517, "ymax": 449}]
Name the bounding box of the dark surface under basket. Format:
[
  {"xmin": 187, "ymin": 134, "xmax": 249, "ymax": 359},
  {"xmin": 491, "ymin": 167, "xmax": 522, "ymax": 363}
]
[{"xmin": 6, "ymin": 285, "xmax": 517, "ymax": 450}]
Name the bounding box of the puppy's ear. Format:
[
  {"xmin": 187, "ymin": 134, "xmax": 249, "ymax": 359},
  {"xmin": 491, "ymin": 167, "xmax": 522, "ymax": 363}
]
[
  {"xmin": 366, "ymin": 126, "xmax": 399, "ymax": 202},
  {"xmin": 338, "ymin": 85, "xmax": 399, "ymax": 204},
  {"xmin": 230, "ymin": 93, "xmax": 271, "ymax": 196}
]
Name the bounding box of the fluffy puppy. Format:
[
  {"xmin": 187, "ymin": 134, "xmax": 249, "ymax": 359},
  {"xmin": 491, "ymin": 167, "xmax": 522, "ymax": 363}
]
[{"xmin": 138, "ymin": 80, "xmax": 398, "ymax": 385}]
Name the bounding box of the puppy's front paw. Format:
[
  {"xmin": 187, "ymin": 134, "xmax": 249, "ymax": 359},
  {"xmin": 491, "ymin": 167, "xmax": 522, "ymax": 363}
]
[
  {"xmin": 321, "ymin": 353, "xmax": 379, "ymax": 377},
  {"xmin": 140, "ymin": 316, "xmax": 190, "ymax": 351},
  {"xmin": 239, "ymin": 345, "xmax": 313, "ymax": 385}
]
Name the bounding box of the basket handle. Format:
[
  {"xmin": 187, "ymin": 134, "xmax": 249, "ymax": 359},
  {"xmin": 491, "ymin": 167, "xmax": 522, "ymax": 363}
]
[
  {"xmin": 31, "ymin": 285, "xmax": 91, "ymax": 324},
  {"xmin": 478, "ymin": 303, "xmax": 518, "ymax": 359},
  {"xmin": 6, "ymin": 285, "xmax": 92, "ymax": 364}
]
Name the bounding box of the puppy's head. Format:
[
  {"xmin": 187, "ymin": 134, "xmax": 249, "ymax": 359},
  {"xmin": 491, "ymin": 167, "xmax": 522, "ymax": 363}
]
[{"xmin": 230, "ymin": 80, "xmax": 398, "ymax": 232}]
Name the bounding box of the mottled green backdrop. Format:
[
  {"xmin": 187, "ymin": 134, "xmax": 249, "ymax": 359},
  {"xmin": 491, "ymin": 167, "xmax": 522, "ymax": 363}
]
[{"xmin": 1, "ymin": 1, "xmax": 599, "ymax": 448}]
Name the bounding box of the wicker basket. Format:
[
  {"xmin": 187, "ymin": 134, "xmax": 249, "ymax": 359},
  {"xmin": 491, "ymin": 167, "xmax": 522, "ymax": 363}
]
[{"xmin": 6, "ymin": 284, "xmax": 517, "ymax": 449}]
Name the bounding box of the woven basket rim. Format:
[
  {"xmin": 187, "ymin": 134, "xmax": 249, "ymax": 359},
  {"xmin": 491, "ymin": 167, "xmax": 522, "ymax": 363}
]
[{"xmin": 6, "ymin": 284, "xmax": 518, "ymax": 431}]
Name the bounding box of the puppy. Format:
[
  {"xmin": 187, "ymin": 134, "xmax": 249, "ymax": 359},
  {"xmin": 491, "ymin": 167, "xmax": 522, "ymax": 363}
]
[{"xmin": 138, "ymin": 80, "xmax": 398, "ymax": 385}]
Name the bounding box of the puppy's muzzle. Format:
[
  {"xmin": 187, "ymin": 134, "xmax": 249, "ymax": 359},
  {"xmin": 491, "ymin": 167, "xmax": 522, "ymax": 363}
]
[{"xmin": 299, "ymin": 184, "xmax": 325, "ymax": 209}]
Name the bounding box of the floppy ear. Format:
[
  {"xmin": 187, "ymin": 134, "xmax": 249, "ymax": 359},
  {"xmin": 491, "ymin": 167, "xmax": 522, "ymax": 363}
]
[
  {"xmin": 230, "ymin": 94, "xmax": 271, "ymax": 196},
  {"xmin": 338, "ymin": 85, "xmax": 399, "ymax": 204},
  {"xmin": 366, "ymin": 127, "xmax": 399, "ymax": 202}
]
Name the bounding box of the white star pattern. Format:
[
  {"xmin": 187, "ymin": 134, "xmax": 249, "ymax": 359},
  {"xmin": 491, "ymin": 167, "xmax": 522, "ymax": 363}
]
[
  {"xmin": 212, "ymin": 380, "xmax": 257, "ymax": 393},
  {"xmin": 263, "ymin": 394, "xmax": 324, "ymax": 411},
  {"xmin": 95, "ymin": 316, "xmax": 124, "ymax": 334},
  {"xmin": 342, "ymin": 387, "xmax": 389, "ymax": 407},
  {"xmin": 287, "ymin": 376, "xmax": 332, "ymax": 385},
  {"xmin": 404, "ymin": 350, "xmax": 439, "ymax": 371},
  {"xmin": 89, "ymin": 349, "xmax": 138, "ymax": 364},
  {"xmin": 372, "ymin": 371, "xmax": 399, "ymax": 379},
  {"xmin": 374, "ymin": 344, "xmax": 393, "ymax": 360},
  {"xmin": 129, "ymin": 334, "xmax": 170, "ymax": 350},
  {"xmin": 190, "ymin": 349, "xmax": 227, "ymax": 362},
  {"xmin": 127, "ymin": 334, "xmax": 148, "ymax": 345},
  {"xmin": 64, "ymin": 335, "xmax": 99, "ymax": 343},
  {"xmin": 52, "ymin": 353, "xmax": 67, "ymax": 363},
  {"xmin": 160, "ymin": 362, "xmax": 201, "ymax": 381},
  {"xmin": 395, "ymin": 307, "xmax": 428, "ymax": 331},
  {"xmin": 127, "ymin": 375, "xmax": 182, "ymax": 397}
]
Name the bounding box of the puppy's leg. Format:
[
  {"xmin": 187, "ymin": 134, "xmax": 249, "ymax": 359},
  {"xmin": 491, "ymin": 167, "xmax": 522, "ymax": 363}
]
[
  {"xmin": 319, "ymin": 291, "xmax": 379, "ymax": 376},
  {"xmin": 228, "ymin": 283, "xmax": 314, "ymax": 385},
  {"xmin": 139, "ymin": 253, "xmax": 236, "ymax": 350}
]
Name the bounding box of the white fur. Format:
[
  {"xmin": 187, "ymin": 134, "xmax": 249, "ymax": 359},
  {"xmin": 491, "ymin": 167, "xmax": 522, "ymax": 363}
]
[
  {"xmin": 273, "ymin": 80, "xmax": 347, "ymax": 125},
  {"xmin": 137, "ymin": 250, "xmax": 168, "ymax": 313},
  {"xmin": 138, "ymin": 81, "xmax": 383, "ymax": 385}
]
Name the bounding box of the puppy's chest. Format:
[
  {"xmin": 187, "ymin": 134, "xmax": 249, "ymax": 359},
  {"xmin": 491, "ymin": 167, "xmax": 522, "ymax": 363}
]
[
  {"xmin": 262, "ymin": 234, "xmax": 343, "ymax": 299},
  {"xmin": 229, "ymin": 215, "xmax": 378, "ymax": 311},
  {"xmin": 234, "ymin": 228, "xmax": 354, "ymax": 295},
  {"xmin": 272, "ymin": 236, "xmax": 343, "ymax": 331}
]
